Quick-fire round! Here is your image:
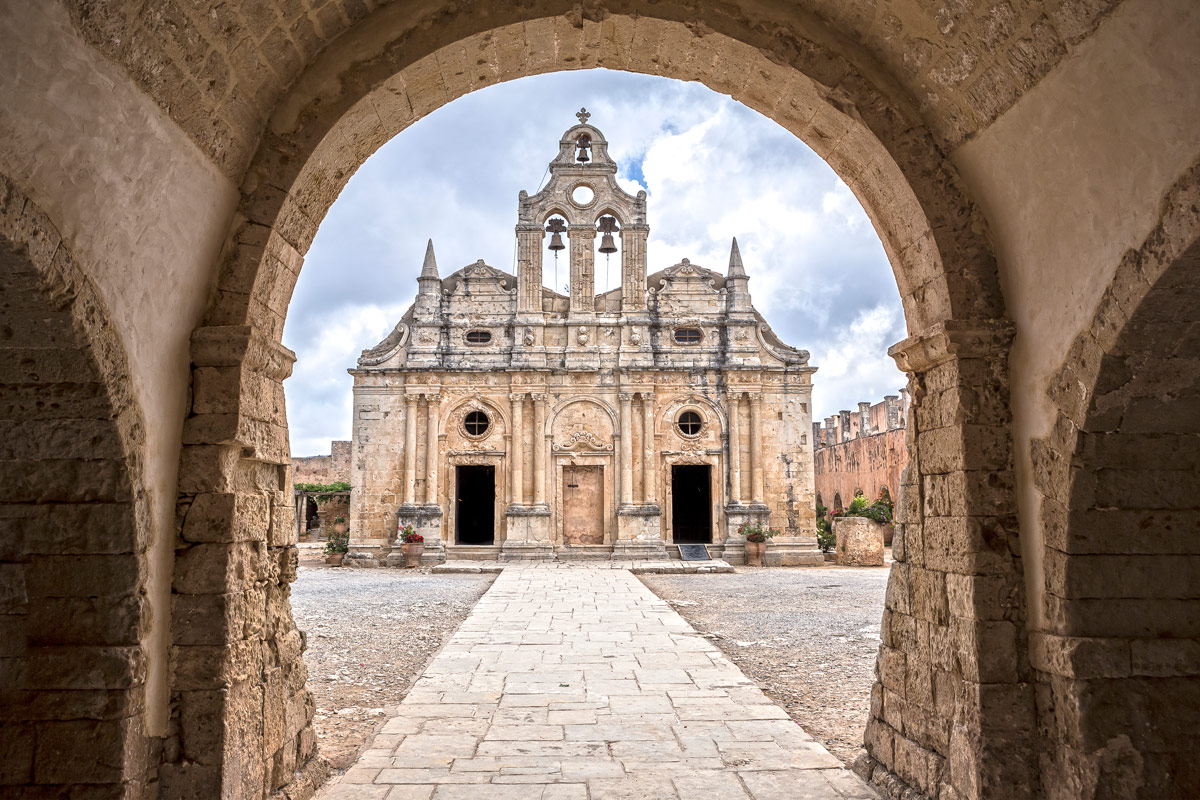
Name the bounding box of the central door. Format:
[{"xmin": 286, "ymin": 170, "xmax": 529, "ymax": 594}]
[
  {"xmin": 562, "ymin": 465, "xmax": 604, "ymax": 545},
  {"xmin": 672, "ymin": 465, "xmax": 712, "ymax": 543},
  {"xmin": 455, "ymin": 465, "xmax": 495, "ymax": 544}
]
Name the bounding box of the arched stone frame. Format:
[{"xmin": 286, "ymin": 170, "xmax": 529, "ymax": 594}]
[
  {"xmin": 547, "ymin": 396, "xmax": 618, "ymax": 546},
  {"xmin": 172, "ymin": 9, "xmax": 1023, "ymax": 800},
  {"xmin": 0, "ymin": 174, "xmax": 154, "ymax": 795},
  {"xmin": 656, "ymin": 395, "xmax": 726, "ymax": 544},
  {"xmin": 441, "ymin": 394, "xmax": 510, "ymax": 544},
  {"xmin": 1030, "ymin": 161, "xmax": 1200, "ymax": 797}
]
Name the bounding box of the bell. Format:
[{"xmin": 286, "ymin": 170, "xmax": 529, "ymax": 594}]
[
  {"xmin": 598, "ymin": 232, "xmax": 617, "ymax": 254},
  {"xmin": 548, "ymin": 231, "xmax": 565, "ymax": 251}
]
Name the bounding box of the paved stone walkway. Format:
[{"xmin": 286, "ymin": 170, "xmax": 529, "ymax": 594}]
[{"xmin": 318, "ymin": 564, "xmax": 878, "ymax": 799}]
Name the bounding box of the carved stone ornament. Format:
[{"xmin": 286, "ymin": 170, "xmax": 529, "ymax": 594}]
[
  {"xmin": 577, "ymin": 327, "xmax": 590, "ymax": 345},
  {"xmin": 553, "ymin": 429, "xmax": 614, "ymax": 452},
  {"xmin": 630, "ymin": 329, "xmax": 642, "ymax": 345},
  {"xmin": 418, "ymin": 329, "xmax": 437, "ymax": 344},
  {"xmin": 522, "ymin": 327, "xmax": 535, "ymax": 346}
]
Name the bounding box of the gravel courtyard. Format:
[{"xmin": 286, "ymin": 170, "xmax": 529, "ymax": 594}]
[
  {"xmin": 639, "ymin": 566, "xmax": 889, "ymax": 766},
  {"xmin": 291, "ymin": 561, "xmax": 496, "ymax": 768}
]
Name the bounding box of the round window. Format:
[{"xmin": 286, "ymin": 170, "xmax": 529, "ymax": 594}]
[
  {"xmin": 676, "ymin": 410, "xmax": 703, "ymax": 437},
  {"xmin": 571, "ymin": 184, "xmax": 595, "ymax": 206},
  {"xmin": 674, "ymin": 327, "xmax": 702, "ymax": 345},
  {"xmin": 465, "ymin": 329, "xmax": 491, "ymax": 345},
  {"xmin": 464, "ymin": 410, "xmax": 490, "ymax": 437}
]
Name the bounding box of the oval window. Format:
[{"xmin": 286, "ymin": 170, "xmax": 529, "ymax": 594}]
[
  {"xmin": 465, "ymin": 330, "xmax": 491, "ymax": 345},
  {"xmin": 674, "ymin": 327, "xmax": 702, "ymax": 345},
  {"xmin": 571, "ymin": 184, "xmax": 595, "ymax": 206},
  {"xmin": 676, "ymin": 410, "xmax": 703, "ymax": 437},
  {"xmin": 464, "ymin": 410, "xmax": 490, "ymax": 437}
]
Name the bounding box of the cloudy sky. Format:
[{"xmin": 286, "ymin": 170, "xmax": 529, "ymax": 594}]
[{"xmin": 283, "ymin": 69, "xmax": 907, "ymax": 455}]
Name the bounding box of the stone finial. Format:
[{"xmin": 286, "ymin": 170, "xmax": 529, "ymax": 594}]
[
  {"xmin": 420, "ymin": 239, "xmax": 439, "ymax": 279},
  {"xmin": 576, "ymin": 107, "xmax": 591, "ymax": 125},
  {"xmin": 728, "ymin": 237, "xmax": 746, "ymax": 278}
]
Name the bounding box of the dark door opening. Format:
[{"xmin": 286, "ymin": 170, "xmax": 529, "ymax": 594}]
[
  {"xmin": 672, "ymin": 464, "xmax": 711, "ymax": 544},
  {"xmin": 456, "ymin": 465, "xmax": 495, "ymax": 544}
]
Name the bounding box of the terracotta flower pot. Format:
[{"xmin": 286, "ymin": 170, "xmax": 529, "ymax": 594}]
[
  {"xmin": 401, "ymin": 542, "xmax": 424, "ymax": 568},
  {"xmin": 744, "ymin": 540, "xmax": 766, "ymax": 567},
  {"xmin": 325, "ymin": 553, "xmax": 345, "ymax": 566},
  {"xmin": 333, "ymin": 521, "xmax": 347, "ymax": 535}
]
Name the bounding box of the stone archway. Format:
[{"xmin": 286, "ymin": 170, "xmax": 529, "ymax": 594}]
[
  {"xmin": 1031, "ymin": 162, "xmax": 1200, "ymax": 799},
  {"xmin": 172, "ymin": 9, "xmax": 1024, "ymax": 800},
  {"xmin": 0, "ymin": 175, "xmax": 153, "ymax": 795}
]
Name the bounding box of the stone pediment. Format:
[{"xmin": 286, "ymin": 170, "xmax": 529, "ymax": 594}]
[
  {"xmin": 445, "ymin": 261, "xmax": 514, "ymax": 295},
  {"xmin": 649, "ymin": 259, "xmax": 724, "ymax": 296}
]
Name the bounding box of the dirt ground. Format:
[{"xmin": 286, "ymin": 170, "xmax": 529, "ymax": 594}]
[
  {"xmin": 290, "ymin": 554, "xmax": 496, "ymax": 769},
  {"xmin": 639, "ymin": 564, "xmax": 889, "ymax": 766}
]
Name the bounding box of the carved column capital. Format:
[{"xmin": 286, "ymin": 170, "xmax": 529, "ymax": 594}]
[
  {"xmin": 888, "ymin": 318, "xmax": 1015, "ymax": 374},
  {"xmin": 509, "ymin": 392, "xmax": 527, "ymax": 403},
  {"xmin": 424, "ymin": 392, "xmax": 441, "ymax": 403},
  {"xmin": 618, "ymin": 392, "xmax": 634, "ymax": 403}
]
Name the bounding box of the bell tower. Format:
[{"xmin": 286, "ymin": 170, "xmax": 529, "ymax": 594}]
[{"xmin": 513, "ymin": 110, "xmax": 651, "ymax": 369}]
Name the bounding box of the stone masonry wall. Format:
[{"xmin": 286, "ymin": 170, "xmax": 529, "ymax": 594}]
[
  {"xmin": 292, "ymin": 440, "xmax": 350, "ymax": 486},
  {"xmin": 814, "ymin": 393, "xmax": 909, "ymax": 510}
]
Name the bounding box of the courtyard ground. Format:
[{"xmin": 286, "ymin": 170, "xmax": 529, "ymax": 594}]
[
  {"xmin": 292, "ymin": 557, "xmax": 497, "ymax": 768},
  {"xmin": 639, "ymin": 565, "xmax": 889, "ymax": 765}
]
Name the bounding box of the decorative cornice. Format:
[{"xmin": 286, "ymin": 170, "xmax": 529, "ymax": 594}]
[{"xmin": 888, "ymin": 318, "xmax": 1015, "ymax": 373}]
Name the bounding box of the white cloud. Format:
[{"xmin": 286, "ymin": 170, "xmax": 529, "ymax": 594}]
[{"xmin": 283, "ymin": 69, "xmax": 907, "ymax": 455}]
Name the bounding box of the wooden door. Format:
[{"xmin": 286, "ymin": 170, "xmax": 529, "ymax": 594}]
[{"xmin": 562, "ymin": 465, "xmax": 604, "ymax": 544}]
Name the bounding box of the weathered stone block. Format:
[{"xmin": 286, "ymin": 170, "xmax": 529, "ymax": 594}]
[{"xmin": 835, "ymin": 517, "xmax": 885, "ymax": 566}]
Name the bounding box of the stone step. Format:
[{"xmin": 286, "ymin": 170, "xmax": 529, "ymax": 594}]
[
  {"xmin": 444, "ymin": 545, "xmax": 502, "ymax": 560},
  {"xmin": 555, "ymin": 545, "xmax": 615, "ymax": 560}
]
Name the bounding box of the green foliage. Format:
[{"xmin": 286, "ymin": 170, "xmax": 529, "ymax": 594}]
[
  {"xmin": 833, "ymin": 489, "xmax": 894, "ymax": 525},
  {"xmin": 815, "ymin": 503, "xmax": 836, "ymax": 553},
  {"xmin": 295, "ymin": 481, "xmax": 351, "ymax": 504},
  {"xmin": 738, "ymin": 522, "xmax": 779, "ymax": 543}
]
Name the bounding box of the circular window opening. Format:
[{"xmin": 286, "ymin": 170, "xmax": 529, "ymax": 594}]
[
  {"xmin": 464, "ymin": 411, "xmax": 490, "ymax": 437},
  {"xmin": 571, "ymin": 185, "xmax": 595, "ymax": 206},
  {"xmin": 465, "ymin": 329, "xmax": 492, "ymax": 345},
  {"xmin": 676, "ymin": 410, "xmax": 703, "ymax": 437},
  {"xmin": 674, "ymin": 327, "xmax": 702, "ymax": 345}
]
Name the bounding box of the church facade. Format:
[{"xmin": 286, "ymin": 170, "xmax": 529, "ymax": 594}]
[{"xmin": 348, "ymin": 114, "xmax": 820, "ymax": 565}]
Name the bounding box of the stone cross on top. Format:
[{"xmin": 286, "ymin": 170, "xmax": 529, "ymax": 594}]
[{"xmin": 576, "ymin": 107, "xmax": 590, "ymax": 125}]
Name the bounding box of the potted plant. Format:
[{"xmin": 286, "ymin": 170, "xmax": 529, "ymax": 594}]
[
  {"xmin": 739, "ymin": 522, "xmax": 777, "ymax": 567},
  {"xmin": 324, "ymin": 529, "xmax": 349, "ymax": 566},
  {"xmin": 333, "ymin": 516, "xmax": 347, "ymax": 535},
  {"xmin": 399, "ymin": 525, "xmax": 424, "ymax": 568}
]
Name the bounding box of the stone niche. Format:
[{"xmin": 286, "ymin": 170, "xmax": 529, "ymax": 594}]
[{"xmin": 834, "ymin": 517, "xmax": 884, "ymax": 566}]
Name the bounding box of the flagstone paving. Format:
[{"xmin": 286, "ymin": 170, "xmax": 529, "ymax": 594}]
[{"xmin": 317, "ymin": 564, "xmax": 878, "ymax": 799}]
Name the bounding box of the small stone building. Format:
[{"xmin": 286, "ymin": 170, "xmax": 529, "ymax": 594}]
[{"xmin": 349, "ymin": 115, "xmax": 820, "ymax": 565}]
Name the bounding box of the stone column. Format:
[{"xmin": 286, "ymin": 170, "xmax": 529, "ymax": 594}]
[
  {"xmin": 858, "ymin": 401, "xmax": 873, "ymax": 437},
  {"xmin": 727, "ymin": 391, "xmax": 742, "ymax": 503},
  {"xmin": 512, "ymin": 393, "xmax": 527, "ymax": 506},
  {"xmin": 749, "ymin": 392, "xmax": 764, "ymax": 504},
  {"xmin": 620, "ymin": 225, "xmax": 649, "ymax": 312},
  {"xmin": 568, "ymin": 226, "xmax": 596, "ymax": 314},
  {"xmin": 619, "ymin": 392, "xmax": 633, "ymax": 505},
  {"xmin": 425, "ymin": 393, "xmax": 440, "ymax": 505},
  {"xmin": 641, "ymin": 392, "xmax": 655, "ymax": 504},
  {"xmin": 403, "ymin": 393, "xmax": 419, "ymax": 504},
  {"xmin": 532, "ymin": 393, "xmax": 547, "ymax": 505},
  {"xmin": 515, "ymin": 224, "xmax": 544, "ymax": 314},
  {"xmin": 295, "ymin": 492, "xmax": 305, "ymax": 539}
]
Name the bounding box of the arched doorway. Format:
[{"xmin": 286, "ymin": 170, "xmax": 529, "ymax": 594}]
[
  {"xmin": 1035, "ymin": 195, "xmax": 1200, "ymax": 798},
  {"xmin": 168, "ymin": 10, "xmax": 1022, "ymax": 800},
  {"xmin": 0, "ymin": 177, "xmax": 152, "ymax": 796}
]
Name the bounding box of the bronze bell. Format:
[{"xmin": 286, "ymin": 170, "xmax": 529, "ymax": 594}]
[
  {"xmin": 576, "ymin": 134, "xmax": 591, "ymax": 163},
  {"xmin": 598, "ymin": 232, "xmax": 617, "ymax": 254},
  {"xmin": 546, "ymin": 218, "xmax": 567, "ymax": 251}
]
